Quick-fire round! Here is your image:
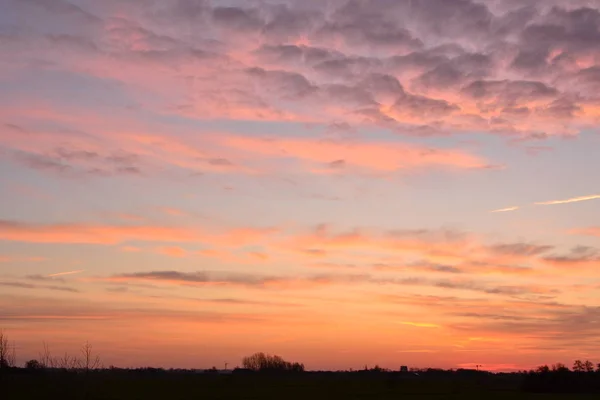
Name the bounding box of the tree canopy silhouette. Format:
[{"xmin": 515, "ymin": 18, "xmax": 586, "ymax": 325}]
[
  {"xmin": 523, "ymin": 360, "xmax": 600, "ymax": 393},
  {"xmin": 241, "ymin": 352, "xmax": 304, "ymax": 373}
]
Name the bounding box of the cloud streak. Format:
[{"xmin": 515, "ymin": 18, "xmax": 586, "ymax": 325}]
[
  {"xmin": 0, "ymin": 281, "xmax": 79, "ymax": 293},
  {"xmin": 490, "ymin": 206, "xmax": 519, "ymax": 213},
  {"xmin": 535, "ymin": 194, "xmax": 600, "ymax": 206},
  {"xmin": 0, "ymin": 220, "xmax": 195, "ymax": 244},
  {"xmin": 105, "ymin": 269, "xmax": 558, "ymax": 297},
  {"xmin": 47, "ymin": 269, "xmax": 85, "ymax": 277},
  {"xmin": 491, "ymin": 193, "xmax": 600, "ymax": 213},
  {"xmin": 0, "ymin": 220, "xmax": 273, "ymax": 247},
  {"xmin": 213, "ymin": 134, "xmax": 493, "ymax": 174}
]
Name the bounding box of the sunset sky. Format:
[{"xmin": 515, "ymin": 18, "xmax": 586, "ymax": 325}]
[{"xmin": 1, "ymin": 0, "xmax": 600, "ymax": 372}]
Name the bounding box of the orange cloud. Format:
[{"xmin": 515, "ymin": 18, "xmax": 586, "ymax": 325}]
[
  {"xmin": 219, "ymin": 228, "xmax": 278, "ymax": 246},
  {"xmin": 282, "ymin": 226, "xmax": 475, "ymax": 265},
  {"xmin": 0, "ymin": 220, "xmax": 276, "ymax": 248},
  {"xmin": 0, "ymin": 255, "xmax": 46, "ymax": 263},
  {"xmin": 116, "ymin": 213, "xmax": 145, "ymax": 222},
  {"xmin": 197, "ymin": 249, "xmax": 224, "ymax": 258},
  {"xmin": 248, "ymin": 252, "xmax": 269, "ymax": 260},
  {"xmin": 160, "ymin": 208, "xmax": 187, "ymax": 217},
  {"xmin": 121, "ymin": 246, "xmax": 142, "ymax": 252},
  {"xmin": 400, "ymin": 322, "xmax": 440, "ymax": 328},
  {"xmin": 0, "ymin": 220, "xmax": 195, "ymax": 244},
  {"xmin": 276, "ymin": 226, "xmax": 558, "ymax": 279},
  {"xmin": 2, "ymin": 219, "xmax": 553, "ymax": 280},
  {"xmin": 460, "ymin": 263, "xmax": 535, "ymax": 276},
  {"xmin": 156, "ymin": 246, "xmax": 188, "ymax": 258}
]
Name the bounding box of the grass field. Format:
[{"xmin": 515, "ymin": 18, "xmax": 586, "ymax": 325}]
[{"xmin": 3, "ymin": 372, "xmax": 598, "ymax": 400}]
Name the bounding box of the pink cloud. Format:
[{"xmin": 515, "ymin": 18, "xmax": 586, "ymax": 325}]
[
  {"xmin": 4, "ymin": 0, "xmax": 600, "ymax": 143},
  {"xmin": 570, "ymin": 227, "xmax": 600, "ymax": 237},
  {"xmin": 1, "ymin": 118, "xmax": 495, "ymax": 176},
  {"xmin": 215, "ymin": 134, "xmax": 492, "ymax": 173},
  {"xmin": 160, "ymin": 208, "xmax": 187, "ymax": 217}
]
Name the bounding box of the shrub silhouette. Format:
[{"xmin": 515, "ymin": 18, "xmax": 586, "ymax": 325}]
[{"xmin": 26, "ymin": 359, "xmax": 43, "ymax": 370}]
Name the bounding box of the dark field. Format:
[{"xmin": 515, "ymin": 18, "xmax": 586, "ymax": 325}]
[{"xmin": 2, "ymin": 372, "xmax": 598, "ymax": 400}]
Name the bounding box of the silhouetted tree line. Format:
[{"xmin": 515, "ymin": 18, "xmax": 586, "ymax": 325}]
[
  {"xmin": 522, "ymin": 361, "xmax": 600, "ymax": 393},
  {"xmin": 2, "ymin": 330, "xmax": 310, "ymax": 375},
  {"xmin": 7, "ymin": 327, "xmax": 600, "ymax": 394}
]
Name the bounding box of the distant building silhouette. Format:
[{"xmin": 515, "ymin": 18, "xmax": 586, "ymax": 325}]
[{"xmin": 400, "ymin": 366, "xmax": 408, "ymax": 372}]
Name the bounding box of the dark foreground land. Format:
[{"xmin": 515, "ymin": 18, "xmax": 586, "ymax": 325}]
[{"xmin": 3, "ymin": 370, "xmax": 599, "ymax": 400}]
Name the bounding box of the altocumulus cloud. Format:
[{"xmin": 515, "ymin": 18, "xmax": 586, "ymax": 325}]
[{"xmin": 3, "ymin": 0, "xmax": 600, "ymax": 181}]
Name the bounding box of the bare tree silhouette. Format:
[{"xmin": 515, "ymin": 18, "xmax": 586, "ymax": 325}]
[
  {"xmin": 77, "ymin": 341, "xmax": 101, "ymax": 371},
  {"xmin": 0, "ymin": 330, "xmax": 16, "ymax": 369},
  {"xmin": 39, "ymin": 342, "xmax": 52, "ymax": 368},
  {"xmin": 8, "ymin": 344, "xmax": 16, "ymax": 368},
  {"xmin": 53, "ymin": 352, "xmax": 78, "ymax": 370}
]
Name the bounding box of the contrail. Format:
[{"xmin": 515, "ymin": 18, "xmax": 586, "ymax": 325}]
[
  {"xmin": 47, "ymin": 270, "xmax": 85, "ymax": 277},
  {"xmin": 491, "ymin": 206, "xmax": 519, "ymax": 213},
  {"xmin": 535, "ymin": 194, "xmax": 600, "ymax": 206}
]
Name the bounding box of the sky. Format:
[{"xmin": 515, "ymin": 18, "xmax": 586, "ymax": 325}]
[{"xmin": 1, "ymin": 0, "xmax": 600, "ymax": 372}]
